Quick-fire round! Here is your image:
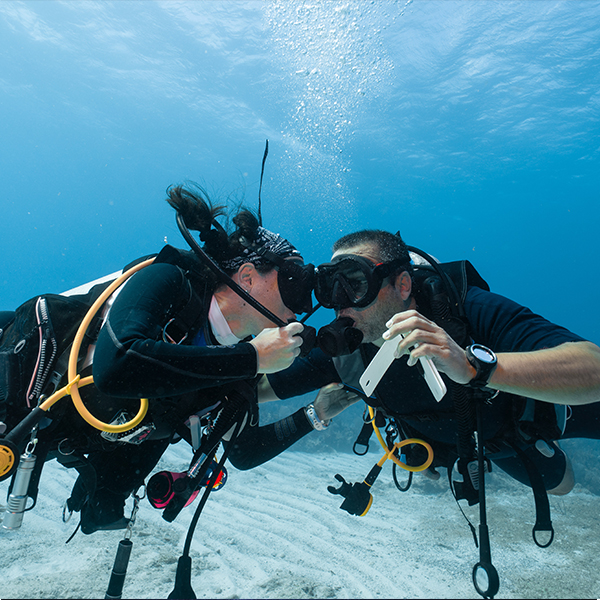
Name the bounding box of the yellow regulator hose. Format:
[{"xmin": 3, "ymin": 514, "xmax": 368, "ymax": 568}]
[{"xmin": 39, "ymin": 258, "xmax": 155, "ymax": 433}]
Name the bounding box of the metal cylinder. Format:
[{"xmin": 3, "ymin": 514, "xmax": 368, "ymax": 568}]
[
  {"xmin": 105, "ymin": 539, "xmax": 133, "ymax": 600},
  {"xmin": 2, "ymin": 453, "xmax": 36, "ymax": 530}
]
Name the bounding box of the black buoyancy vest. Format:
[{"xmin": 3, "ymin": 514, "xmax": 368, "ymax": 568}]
[
  {"xmin": 150, "ymin": 244, "xmax": 215, "ymax": 343},
  {"xmin": 337, "ymin": 257, "xmax": 564, "ymax": 464},
  {"xmin": 0, "ymin": 245, "xmax": 211, "ymax": 442},
  {"xmin": 335, "ymin": 259, "xmax": 499, "ymax": 481}
]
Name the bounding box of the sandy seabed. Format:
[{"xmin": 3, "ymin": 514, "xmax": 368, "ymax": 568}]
[{"xmin": 2, "ymin": 442, "xmax": 600, "ymax": 600}]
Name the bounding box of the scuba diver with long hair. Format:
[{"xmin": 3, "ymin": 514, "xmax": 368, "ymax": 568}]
[{"xmin": 0, "ymin": 183, "xmax": 358, "ymax": 535}]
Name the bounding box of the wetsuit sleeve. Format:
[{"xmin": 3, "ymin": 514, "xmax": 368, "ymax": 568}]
[
  {"xmin": 225, "ymin": 406, "xmax": 314, "ymax": 470},
  {"xmin": 93, "ymin": 262, "xmax": 258, "ymax": 398},
  {"xmin": 464, "ymin": 286, "xmax": 587, "ymax": 352},
  {"xmin": 266, "ymin": 347, "xmax": 339, "ymax": 399}
]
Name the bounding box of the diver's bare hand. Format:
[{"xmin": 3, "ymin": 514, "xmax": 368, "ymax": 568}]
[
  {"xmin": 251, "ymin": 322, "xmax": 304, "ymax": 374},
  {"xmin": 313, "ymin": 383, "xmax": 361, "ymax": 421},
  {"xmin": 383, "ymin": 309, "xmax": 475, "ymax": 384}
]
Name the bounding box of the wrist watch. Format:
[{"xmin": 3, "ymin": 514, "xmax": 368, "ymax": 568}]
[
  {"xmin": 466, "ymin": 344, "xmax": 498, "ymax": 389},
  {"xmin": 305, "ymin": 403, "xmax": 330, "ymax": 431}
]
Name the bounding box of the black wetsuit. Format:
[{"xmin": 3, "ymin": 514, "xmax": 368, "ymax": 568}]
[
  {"xmin": 63, "ymin": 246, "xmax": 313, "ymax": 530},
  {"xmin": 268, "ymin": 284, "xmax": 593, "ymax": 490}
]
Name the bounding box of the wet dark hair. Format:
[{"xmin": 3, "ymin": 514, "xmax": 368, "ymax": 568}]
[
  {"xmin": 166, "ymin": 183, "xmax": 271, "ymax": 274},
  {"xmin": 333, "ymin": 229, "xmax": 410, "ymax": 265}
]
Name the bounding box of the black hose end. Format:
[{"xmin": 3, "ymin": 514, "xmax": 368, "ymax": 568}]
[
  {"xmin": 5, "ymin": 407, "xmax": 47, "ymax": 446},
  {"xmin": 168, "ymin": 555, "xmax": 196, "ymax": 600}
]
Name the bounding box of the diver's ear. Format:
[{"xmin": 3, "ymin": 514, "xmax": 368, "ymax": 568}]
[
  {"xmin": 236, "ymin": 263, "xmax": 256, "ymax": 292},
  {"xmin": 395, "ymin": 270, "xmax": 412, "ymax": 302}
]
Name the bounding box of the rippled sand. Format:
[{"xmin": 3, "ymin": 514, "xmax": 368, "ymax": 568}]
[{"xmin": 2, "ymin": 443, "xmax": 599, "ymax": 599}]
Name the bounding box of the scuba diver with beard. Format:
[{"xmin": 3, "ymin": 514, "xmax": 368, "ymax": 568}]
[
  {"xmin": 262, "ymin": 229, "xmax": 600, "ymax": 502},
  {"xmin": 259, "ymin": 228, "xmax": 600, "ymax": 598}
]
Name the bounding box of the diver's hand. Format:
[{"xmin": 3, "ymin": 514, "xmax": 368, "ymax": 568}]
[
  {"xmin": 313, "ymin": 383, "xmax": 361, "ymax": 421},
  {"xmin": 251, "ymin": 322, "xmax": 304, "ymax": 374},
  {"xmin": 383, "ymin": 309, "xmax": 475, "ymax": 384}
]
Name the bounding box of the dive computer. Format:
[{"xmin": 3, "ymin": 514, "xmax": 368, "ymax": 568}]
[{"xmin": 466, "ymin": 344, "xmax": 498, "ymax": 389}]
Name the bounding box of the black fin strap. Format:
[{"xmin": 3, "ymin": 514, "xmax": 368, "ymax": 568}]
[{"xmin": 508, "ymin": 441, "xmax": 554, "ymax": 548}]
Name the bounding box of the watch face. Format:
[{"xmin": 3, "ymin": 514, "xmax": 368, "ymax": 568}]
[{"xmin": 472, "ymin": 345, "xmax": 495, "ymax": 363}]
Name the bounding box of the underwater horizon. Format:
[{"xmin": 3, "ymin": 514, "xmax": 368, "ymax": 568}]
[{"xmin": 1, "ymin": 0, "xmax": 599, "ymax": 349}]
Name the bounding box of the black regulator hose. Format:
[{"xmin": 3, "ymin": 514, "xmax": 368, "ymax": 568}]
[
  {"xmin": 472, "ymin": 401, "xmax": 500, "ymax": 599},
  {"xmin": 162, "ymin": 384, "xmax": 251, "ymax": 523},
  {"xmin": 0, "ymin": 407, "xmax": 47, "ymax": 482},
  {"xmin": 167, "ymin": 420, "xmax": 242, "ymax": 600}
]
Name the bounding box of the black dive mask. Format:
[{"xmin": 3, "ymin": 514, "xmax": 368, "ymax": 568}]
[
  {"xmin": 315, "ymin": 255, "xmax": 408, "ymax": 309},
  {"xmin": 275, "ymin": 259, "xmax": 315, "ymax": 315}
]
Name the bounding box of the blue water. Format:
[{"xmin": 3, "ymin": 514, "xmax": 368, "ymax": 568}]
[
  {"xmin": 1, "ymin": 0, "xmax": 599, "ymax": 346},
  {"xmin": 2, "ymin": 4, "xmax": 600, "ymax": 598}
]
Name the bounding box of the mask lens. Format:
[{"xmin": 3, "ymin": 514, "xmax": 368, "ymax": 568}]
[
  {"xmin": 336, "ymin": 262, "xmax": 369, "ymax": 302},
  {"xmin": 316, "ymin": 256, "xmax": 408, "ymax": 309},
  {"xmin": 277, "ymin": 262, "xmax": 314, "ymax": 314}
]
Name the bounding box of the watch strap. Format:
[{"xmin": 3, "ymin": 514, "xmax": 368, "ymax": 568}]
[{"xmin": 466, "ymin": 344, "xmax": 497, "ymax": 389}]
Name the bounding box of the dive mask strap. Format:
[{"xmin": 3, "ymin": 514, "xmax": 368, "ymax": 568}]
[
  {"xmin": 176, "ymin": 212, "xmax": 287, "ymax": 328},
  {"xmin": 238, "ymin": 235, "xmax": 315, "ymax": 315}
]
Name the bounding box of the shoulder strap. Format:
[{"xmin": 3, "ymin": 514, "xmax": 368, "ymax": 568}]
[
  {"xmin": 409, "ymin": 254, "xmax": 482, "ymax": 499},
  {"xmin": 152, "ymin": 245, "xmax": 212, "ymax": 344},
  {"xmin": 439, "ymin": 260, "xmax": 490, "ymax": 301},
  {"xmin": 507, "ymin": 441, "xmax": 554, "ymax": 548},
  {"xmin": 162, "ymin": 279, "xmax": 206, "ymax": 345}
]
